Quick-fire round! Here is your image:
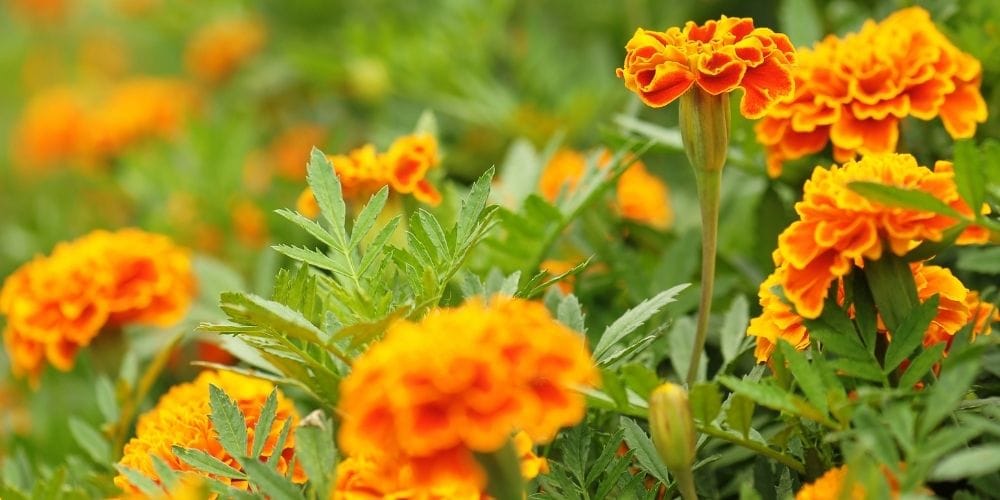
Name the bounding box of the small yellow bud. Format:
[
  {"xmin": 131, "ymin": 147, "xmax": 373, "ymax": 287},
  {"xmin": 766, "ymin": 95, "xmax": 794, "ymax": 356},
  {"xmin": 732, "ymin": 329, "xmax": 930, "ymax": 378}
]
[{"xmin": 649, "ymin": 383, "xmax": 697, "ymax": 473}]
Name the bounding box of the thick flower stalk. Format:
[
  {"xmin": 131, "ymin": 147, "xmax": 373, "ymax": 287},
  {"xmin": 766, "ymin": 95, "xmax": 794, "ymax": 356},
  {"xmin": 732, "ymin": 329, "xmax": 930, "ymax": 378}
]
[
  {"xmin": 539, "ymin": 148, "xmax": 673, "ymax": 229},
  {"xmin": 756, "ymin": 7, "xmax": 987, "ymax": 177},
  {"xmin": 297, "ymin": 133, "xmax": 442, "ymax": 217},
  {"xmin": 0, "ymin": 229, "xmax": 195, "ymax": 382},
  {"xmin": 115, "ymin": 370, "xmax": 303, "ymax": 493},
  {"xmin": 337, "ymin": 297, "xmax": 598, "ymax": 494},
  {"xmin": 774, "ymin": 154, "xmax": 985, "ymax": 320},
  {"xmin": 617, "ymin": 15, "xmax": 795, "ymax": 384}
]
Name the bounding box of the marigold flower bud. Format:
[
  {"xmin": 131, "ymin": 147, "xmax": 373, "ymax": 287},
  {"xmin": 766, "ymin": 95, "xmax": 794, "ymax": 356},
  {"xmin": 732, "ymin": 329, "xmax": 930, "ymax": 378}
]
[
  {"xmin": 649, "ymin": 383, "xmax": 696, "ymax": 473},
  {"xmin": 679, "ymin": 87, "xmax": 730, "ymax": 175}
]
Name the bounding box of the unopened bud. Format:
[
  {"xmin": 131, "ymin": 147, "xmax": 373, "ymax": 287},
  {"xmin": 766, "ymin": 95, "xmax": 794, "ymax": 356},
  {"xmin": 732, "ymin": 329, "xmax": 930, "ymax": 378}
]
[
  {"xmin": 679, "ymin": 87, "xmax": 730, "ymax": 174},
  {"xmin": 649, "ymin": 383, "xmax": 696, "ymax": 473}
]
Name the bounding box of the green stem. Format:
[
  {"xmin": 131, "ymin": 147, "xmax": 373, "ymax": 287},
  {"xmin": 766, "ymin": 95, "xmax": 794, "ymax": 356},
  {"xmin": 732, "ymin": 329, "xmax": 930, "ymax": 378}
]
[
  {"xmin": 673, "ymin": 468, "xmax": 698, "ymax": 500},
  {"xmin": 686, "ymin": 166, "xmax": 722, "ymax": 386},
  {"xmin": 697, "ymin": 424, "xmax": 805, "ymax": 473}
]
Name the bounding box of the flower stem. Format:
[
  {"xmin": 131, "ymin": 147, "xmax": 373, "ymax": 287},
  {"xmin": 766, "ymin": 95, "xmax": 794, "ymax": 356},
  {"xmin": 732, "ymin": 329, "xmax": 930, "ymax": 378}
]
[
  {"xmin": 674, "ymin": 468, "xmax": 699, "ymax": 500},
  {"xmin": 697, "ymin": 423, "xmax": 806, "ymax": 473},
  {"xmin": 687, "ymin": 166, "xmax": 721, "ymax": 385}
]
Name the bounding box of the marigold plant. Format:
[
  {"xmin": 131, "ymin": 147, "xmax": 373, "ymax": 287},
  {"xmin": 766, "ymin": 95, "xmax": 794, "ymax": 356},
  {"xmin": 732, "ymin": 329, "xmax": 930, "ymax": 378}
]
[
  {"xmin": 115, "ymin": 370, "xmax": 303, "ymax": 493},
  {"xmin": 755, "ymin": 7, "xmax": 987, "ymax": 176},
  {"xmin": 185, "ymin": 16, "xmax": 267, "ymax": 84},
  {"xmin": 337, "ymin": 297, "xmax": 598, "ymax": 490}
]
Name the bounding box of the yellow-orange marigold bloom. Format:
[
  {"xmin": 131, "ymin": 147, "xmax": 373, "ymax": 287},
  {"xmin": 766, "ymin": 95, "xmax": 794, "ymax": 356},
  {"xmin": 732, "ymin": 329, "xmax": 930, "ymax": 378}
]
[
  {"xmin": 296, "ymin": 135, "xmax": 443, "ymax": 215},
  {"xmin": 7, "ymin": 0, "xmax": 70, "ymax": 23},
  {"xmin": 270, "ymin": 123, "xmax": 328, "ymax": 181},
  {"xmin": 10, "ymin": 87, "xmax": 89, "ymax": 170},
  {"xmin": 795, "ymin": 466, "xmax": 867, "ymax": 500},
  {"xmin": 538, "ymin": 149, "xmax": 672, "ymax": 228},
  {"xmin": 1, "ymin": 229, "xmax": 195, "ymax": 381},
  {"xmin": 231, "ymin": 199, "xmax": 270, "ymax": 249},
  {"xmin": 617, "ymin": 16, "xmax": 795, "ymax": 118},
  {"xmin": 115, "ymin": 370, "xmax": 303, "ymax": 493},
  {"xmin": 756, "ymin": 7, "xmax": 987, "ymax": 177},
  {"xmin": 776, "ymin": 154, "xmax": 982, "ymax": 319},
  {"xmin": 332, "ymin": 430, "xmax": 547, "ymax": 500},
  {"xmin": 338, "ymin": 297, "xmax": 597, "ymax": 490},
  {"xmin": 749, "ymin": 262, "xmax": 975, "ymax": 362},
  {"xmin": 185, "ymin": 16, "xmax": 267, "ymax": 84}
]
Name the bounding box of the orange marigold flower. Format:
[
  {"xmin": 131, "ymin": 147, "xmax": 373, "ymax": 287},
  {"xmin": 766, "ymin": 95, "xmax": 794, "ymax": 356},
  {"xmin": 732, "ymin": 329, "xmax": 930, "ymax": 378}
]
[
  {"xmin": 538, "ymin": 149, "xmax": 672, "ymax": 228},
  {"xmin": 756, "ymin": 7, "xmax": 987, "ymax": 177},
  {"xmin": 617, "ymin": 16, "xmax": 795, "ymax": 118},
  {"xmin": 0, "ymin": 229, "xmax": 195, "ymax": 381},
  {"xmin": 7, "ymin": 0, "xmax": 70, "ymax": 23},
  {"xmin": 231, "ymin": 199, "xmax": 270, "ymax": 249},
  {"xmin": 749, "ymin": 262, "xmax": 975, "ymax": 362},
  {"xmin": 10, "ymin": 87, "xmax": 89, "ymax": 171},
  {"xmin": 795, "ymin": 465, "xmax": 902, "ymax": 500},
  {"xmin": 337, "ymin": 297, "xmax": 598, "ymax": 490},
  {"xmin": 185, "ymin": 16, "xmax": 267, "ymax": 84},
  {"xmin": 269, "ymin": 123, "xmax": 328, "ymax": 181},
  {"xmin": 332, "ymin": 431, "xmax": 546, "ymax": 500},
  {"xmin": 966, "ymin": 292, "xmax": 999, "ymax": 342},
  {"xmin": 115, "ymin": 370, "xmax": 303, "ymax": 493},
  {"xmin": 296, "ymin": 135, "xmax": 442, "ymax": 215},
  {"xmin": 775, "ymin": 154, "xmax": 982, "ymax": 319}
]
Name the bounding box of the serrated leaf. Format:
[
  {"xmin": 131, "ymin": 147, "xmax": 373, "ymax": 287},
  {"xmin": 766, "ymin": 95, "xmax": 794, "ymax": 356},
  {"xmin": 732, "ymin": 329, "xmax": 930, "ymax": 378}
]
[
  {"xmin": 720, "ymin": 295, "xmax": 750, "ymax": 365},
  {"xmin": 556, "ymin": 294, "xmax": 586, "ymax": 333},
  {"xmin": 306, "ymin": 148, "xmax": 347, "ymax": 242},
  {"xmin": 883, "ymin": 295, "xmax": 939, "ymax": 373},
  {"xmin": 898, "ymin": 342, "xmax": 947, "ymax": 388},
  {"xmin": 457, "ymin": 168, "xmax": 495, "ymax": 245},
  {"xmin": 68, "ymin": 417, "xmax": 111, "ymax": 464},
  {"xmin": 150, "ymin": 455, "xmax": 179, "ymax": 489},
  {"xmin": 358, "ymin": 216, "xmax": 401, "ymax": 275},
  {"xmin": 294, "ymin": 412, "xmax": 336, "ymax": 498},
  {"xmin": 220, "ymin": 292, "xmax": 326, "ymax": 344},
  {"xmin": 920, "ymin": 349, "xmax": 981, "ymax": 436},
  {"xmin": 690, "ymin": 383, "xmax": 723, "ymax": 425},
  {"xmin": 172, "ymin": 446, "xmax": 246, "ymax": 479},
  {"xmin": 593, "ymin": 284, "xmax": 689, "ymax": 362},
  {"xmin": 348, "ymin": 187, "xmax": 389, "ymax": 248},
  {"xmin": 777, "ymin": 342, "xmax": 828, "ymax": 415},
  {"xmin": 271, "ymin": 245, "xmax": 346, "ymax": 277},
  {"xmin": 241, "ymin": 459, "xmax": 304, "ymax": 500},
  {"xmin": 718, "ymin": 375, "xmax": 835, "ymax": 428},
  {"xmin": 931, "ymin": 445, "xmax": 1000, "ymax": 481},
  {"xmin": 209, "ymin": 384, "xmax": 249, "ymax": 459},
  {"xmin": 620, "ymin": 418, "xmax": 670, "ymax": 485},
  {"xmin": 849, "ymin": 181, "xmax": 963, "ymax": 219},
  {"xmin": 726, "ymin": 394, "xmax": 755, "ymax": 438},
  {"xmin": 251, "ymin": 389, "xmax": 279, "ymax": 458},
  {"xmin": 275, "ymin": 209, "xmax": 339, "ymax": 250}
]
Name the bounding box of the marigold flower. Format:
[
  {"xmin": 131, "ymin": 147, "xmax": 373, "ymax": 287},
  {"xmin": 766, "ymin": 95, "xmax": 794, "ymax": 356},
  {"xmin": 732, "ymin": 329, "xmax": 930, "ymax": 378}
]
[
  {"xmin": 538, "ymin": 149, "xmax": 672, "ymax": 228},
  {"xmin": 7, "ymin": 0, "xmax": 70, "ymax": 23},
  {"xmin": 269, "ymin": 123, "xmax": 328, "ymax": 181},
  {"xmin": 1, "ymin": 229, "xmax": 195, "ymax": 381},
  {"xmin": 185, "ymin": 16, "xmax": 267, "ymax": 84},
  {"xmin": 749, "ymin": 262, "xmax": 976, "ymax": 362},
  {"xmin": 775, "ymin": 154, "xmax": 983, "ymax": 320},
  {"xmin": 337, "ymin": 297, "xmax": 598, "ymax": 489},
  {"xmin": 10, "ymin": 87, "xmax": 89, "ymax": 170},
  {"xmin": 796, "ymin": 465, "xmax": 902, "ymax": 500},
  {"xmin": 296, "ymin": 135, "xmax": 442, "ymax": 215},
  {"xmin": 115, "ymin": 370, "xmax": 303, "ymax": 493},
  {"xmin": 617, "ymin": 16, "xmax": 795, "ymax": 118},
  {"xmin": 231, "ymin": 199, "xmax": 270, "ymax": 249},
  {"xmin": 756, "ymin": 7, "xmax": 987, "ymax": 176}
]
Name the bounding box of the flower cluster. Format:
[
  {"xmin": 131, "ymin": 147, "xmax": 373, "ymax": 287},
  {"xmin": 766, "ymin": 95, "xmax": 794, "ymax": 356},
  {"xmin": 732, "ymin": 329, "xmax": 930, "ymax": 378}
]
[
  {"xmin": 11, "ymin": 78, "xmax": 199, "ymax": 170},
  {"xmin": 617, "ymin": 15, "xmax": 795, "ymax": 118},
  {"xmin": 337, "ymin": 297, "xmax": 598, "ymax": 490},
  {"xmin": 755, "ymin": 7, "xmax": 987, "ymax": 177},
  {"xmin": 1, "ymin": 229, "xmax": 195, "ymax": 381},
  {"xmin": 185, "ymin": 16, "xmax": 267, "ymax": 84},
  {"xmin": 795, "ymin": 465, "xmax": 901, "ymax": 500},
  {"xmin": 297, "ymin": 133, "xmax": 442, "ymax": 216},
  {"xmin": 332, "ymin": 431, "xmax": 547, "ymax": 499},
  {"xmin": 115, "ymin": 370, "xmax": 303, "ymax": 493},
  {"xmin": 539, "ymin": 149, "xmax": 673, "ymax": 229}
]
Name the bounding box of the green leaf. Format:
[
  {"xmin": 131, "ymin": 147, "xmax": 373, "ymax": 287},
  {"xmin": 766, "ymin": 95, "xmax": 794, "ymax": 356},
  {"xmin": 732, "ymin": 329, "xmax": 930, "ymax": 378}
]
[
  {"xmin": 779, "ymin": 0, "xmax": 822, "ymax": 46},
  {"xmin": 690, "ymin": 383, "xmax": 723, "ymax": 425},
  {"xmin": 668, "ymin": 316, "xmax": 703, "ymax": 382},
  {"xmin": 953, "ymin": 140, "xmax": 986, "ymax": 212},
  {"xmin": 829, "ymin": 358, "xmax": 885, "ymax": 383},
  {"xmin": 275, "ymin": 208, "xmax": 339, "ymax": 250},
  {"xmin": 209, "ymin": 384, "xmax": 249, "ymax": 459},
  {"xmin": 219, "ymin": 292, "xmax": 326, "ymax": 345},
  {"xmin": 848, "ymin": 181, "xmax": 963, "ymax": 219},
  {"xmin": 95, "ymin": 375, "xmax": 119, "ymax": 423},
  {"xmin": 725, "ymin": 394, "xmax": 755, "ymax": 439},
  {"xmin": 956, "ymin": 247, "xmax": 1000, "ymax": 274},
  {"xmin": 271, "ymin": 245, "xmax": 345, "ymax": 276},
  {"xmin": 620, "ymin": 363, "xmax": 660, "ymax": 401},
  {"xmin": 593, "ymin": 284, "xmax": 689, "ymax": 363},
  {"xmin": 718, "ymin": 375, "xmax": 836, "ymax": 428},
  {"xmin": 358, "ymin": 216, "xmax": 402, "ymax": 276},
  {"xmin": 899, "ymin": 342, "xmax": 947, "ymax": 388},
  {"xmin": 348, "ymin": 187, "xmax": 389, "ymax": 248},
  {"xmin": 114, "ymin": 465, "xmax": 163, "ymax": 497},
  {"xmin": 172, "ymin": 446, "xmax": 247, "ymax": 479},
  {"xmin": 556, "ymin": 294, "xmax": 586, "ymax": 333},
  {"xmin": 150, "ymin": 455, "xmax": 179, "ymax": 489},
  {"xmin": 267, "ymin": 419, "xmax": 293, "ymax": 468},
  {"xmin": 474, "ymin": 439, "xmax": 525, "ymax": 500},
  {"xmin": 920, "ymin": 349, "xmax": 981, "ymax": 436},
  {"xmin": 241, "ymin": 459, "xmax": 304, "ymax": 500},
  {"xmin": 457, "ymin": 167, "xmax": 495, "ymax": 245},
  {"xmin": 68, "ymin": 417, "xmax": 110, "ymax": 464},
  {"xmin": 777, "ymin": 342, "xmax": 828, "ymax": 416},
  {"xmin": 251, "ymin": 389, "xmax": 279, "ymax": 458},
  {"xmin": 294, "ymin": 411, "xmax": 337, "ymax": 498},
  {"xmin": 306, "ymin": 147, "xmax": 347, "ymax": 241},
  {"xmin": 863, "ymin": 253, "xmax": 920, "ymax": 333},
  {"xmin": 883, "ymin": 295, "xmax": 939, "ymax": 374},
  {"xmin": 620, "ymin": 418, "xmax": 671, "ymax": 485},
  {"xmin": 720, "ymin": 295, "xmax": 750, "ymax": 366},
  {"xmin": 930, "ymin": 445, "xmax": 1000, "ymax": 481}
]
